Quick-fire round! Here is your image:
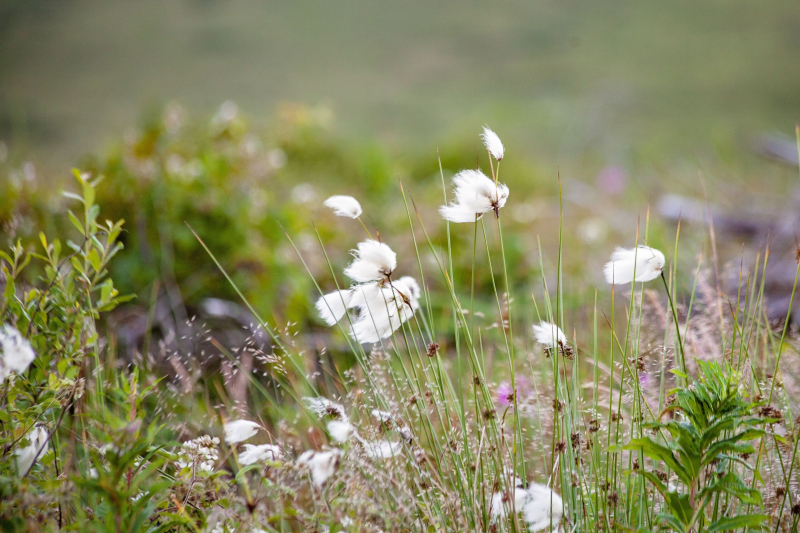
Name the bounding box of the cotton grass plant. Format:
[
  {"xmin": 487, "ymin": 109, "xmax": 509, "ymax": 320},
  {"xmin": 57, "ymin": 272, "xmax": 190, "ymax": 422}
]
[{"xmin": 1, "ymin": 126, "xmax": 799, "ymax": 532}]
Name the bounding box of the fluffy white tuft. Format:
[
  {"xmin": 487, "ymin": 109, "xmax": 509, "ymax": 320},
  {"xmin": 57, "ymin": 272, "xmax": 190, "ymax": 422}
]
[
  {"xmin": 398, "ymin": 276, "xmax": 421, "ymax": 300},
  {"xmin": 603, "ymin": 245, "xmax": 665, "ymax": 285},
  {"xmin": 223, "ymin": 420, "xmax": 261, "ymax": 444},
  {"xmin": 343, "ymin": 240, "xmax": 397, "ymax": 283},
  {"xmin": 327, "ymin": 420, "xmax": 356, "ymax": 443},
  {"xmin": 315, "ymin": 289, "xmax": 353, "ymax": 326},
  {"xmin": 519, "ymin": 483, "xmax": 564, "ymax": 532},
  {"xmin": 0, "ymin": 324, "xmax": 36, "ymax": 382},
  {"xmin": 439, "ymin": 169, "xmax": 510, "ymax": 223},
  {"xmin": 324, "ymin": 195, "xmax": 362, "ymax": 219},
  {"xmin": 348, "ymin": 281, "xmax": 418, "ymax": 344},
  {"xmin": 532, "ymin": 322, "xmax": 567, "ymax": 349},
  {"xmin": 490, "ymin": 483, "xmax": 563, "ymax": 532},
  {"xmin": 362, "ymin": 440, "xmax": 402, "ymax": 459},
  {"xmin": 15, "ymin": 425, "xmax": 48, "ymax": 475},
  {"xmin": 239, "ymin": 444, "xmax": 282, "ymax": 465},
  {"xmin": 481, "ymin": 126, "xmax": 505, "ymax": 161},
  {"xmin": 297, "ymin": 449, "xmax": 341, "ymax": 486},
  {"xmin": 302, "ymin": 397, "xmax": 349, "ymax": 422},
  {"xmin": 371, "ymin": 409, "xmax": 393, "ymax": 423}
]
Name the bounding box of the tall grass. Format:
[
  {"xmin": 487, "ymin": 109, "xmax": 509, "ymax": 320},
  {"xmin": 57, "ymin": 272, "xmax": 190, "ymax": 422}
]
[{"xmin": 1, "ymin": 134, "xmax": 799, "ymax": 532}]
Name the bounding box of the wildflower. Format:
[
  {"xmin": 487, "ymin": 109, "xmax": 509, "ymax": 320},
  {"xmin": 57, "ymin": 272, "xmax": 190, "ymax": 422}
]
[
  {"xmin": 497, "ymin": 381, "xmax": 515, "ymax": 407},
  {"xmin": 176, "ymin": 435, "xmax": 220, "ymax": 472},
  {"xmin": 481, "ymin": 126, "xmax": 505, "ymax": 161},
  {"xmin": 15, "ymin": 426, "xmax": 48, "ymax": 475},
  {"xmin": 603, "ymin": 245, "xmax": 665, "ymax": 285},
  {"xmin": 343, "ymin": 239, "xmax": 396, "ymax": 283},
  {"xmin": 327, "ymin": 420, "xmax": 355, "ymax": 443},
  {"xmin": 223, "ymin": 420, "xmax": 262, "ymax": 444},
  {"xmin": 302, "ymin": 397, "xmax": 348, "ymax": 421},
  {"xmin": 362, "ymin": 440, "xmax": 402, "ymax": 459},
  {"xmin": 439, "ymin": 169, "xmax": 510, "ymax": 222},
  {"xmin": 532, "ymin": 322, "xmax": 573, "ymax": 359},
  {"xmin": 239, "ymin": 444, "xmax": 282, "ymax": 465},
  {"xmin": 324, "ymin": 195, "xmax": 363, "ymax": 219},
  {"xmin": 0, "ymin": 324, "xmax": 36, "ymax": 382},
  {"xmin": 297, "ymin": 448, "xmax": 342, "ymax": 486}
]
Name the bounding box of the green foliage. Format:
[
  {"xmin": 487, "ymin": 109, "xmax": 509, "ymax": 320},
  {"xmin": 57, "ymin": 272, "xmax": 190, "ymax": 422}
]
[{"xmin": 625, "ymin": 361, "xmax": 770, "ymax": 532}]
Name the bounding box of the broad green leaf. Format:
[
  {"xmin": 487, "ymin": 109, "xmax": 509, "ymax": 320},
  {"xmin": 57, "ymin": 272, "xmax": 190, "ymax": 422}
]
[{"xmin": 707, "ymin": 513, "xmax": 768, "ymax": 532}]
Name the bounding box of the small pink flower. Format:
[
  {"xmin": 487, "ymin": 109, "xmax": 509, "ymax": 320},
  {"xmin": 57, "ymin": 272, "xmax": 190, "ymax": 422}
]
[{"xmin": 497, "ymin": 381, "xmax": 515, "ymax": 407}]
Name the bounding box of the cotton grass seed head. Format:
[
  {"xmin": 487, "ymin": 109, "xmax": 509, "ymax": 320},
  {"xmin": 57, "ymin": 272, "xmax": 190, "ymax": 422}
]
[
  {"xmin": 302, "ymin": 397, "xmax": 348, "ymax": 422},
  {"xmin": 481, "ymin": 126, "xmax": 504, "ymax": 161},
  {"xmin": 439, "ymin": 169, "xmax": 509, "ymax": 223},
  {"xmin": 297, "ymin": 448, "xmax": 342, "ymax": 486},
  {"xmin": 15, "ymin": 425, "xmax": 48, "ymax": 475},
  {"xmin": 324, "ymin": 195, "xmax": 362, "ymax": 219},
  {"xmin": 327, "ymin": 420, "xmax": 356, "ymax": 443},
  {"xmin": 603, "ymin": 245, "xmax": 665, "ymax": 285},
  {"xmin": 532, "ymin": 322, "xmax": 566, "ymax": 349},
  {"xmin": 343, "ymin": 239, "xmax": 397, "ymax": 283},
  {"xmin": 223, "ymin": 419, "xmax": 262, "ymax": 444},
  {"xmin": 238, "ymin": 444, "xmax": 282, "ymax": 465},
  {"xmin": 0, "ymin": 324, "xmax": 36, "ymax": 382},
  {"xmin": 348, "ymin": 280, "xmax": 419, "ymax": 343}
]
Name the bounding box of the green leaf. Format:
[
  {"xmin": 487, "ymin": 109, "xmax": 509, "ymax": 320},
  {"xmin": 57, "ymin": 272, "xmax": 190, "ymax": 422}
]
[
  {"xmin": 68, "ymin": 210, "xmax": 85, "ymax": 235},
  {"xmin": 707, "ymin": 513, "xmax": 768, "ymax": 532},
  {"xmin": 87, "ymin": 249, "xmax": 102, "ymax": 273},
  {"xmin": 663, "ymin": 491, "xmax": 694, "ymax": 526},
  {"xmin": 624, "ymin": 438, "xmax": 692, "ymax": 485}
]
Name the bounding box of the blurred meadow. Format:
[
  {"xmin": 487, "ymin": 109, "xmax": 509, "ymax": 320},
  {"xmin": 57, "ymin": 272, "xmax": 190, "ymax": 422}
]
[{"xmin": 2, "ymin": 1, "xmax": 800, "ymax": 531}]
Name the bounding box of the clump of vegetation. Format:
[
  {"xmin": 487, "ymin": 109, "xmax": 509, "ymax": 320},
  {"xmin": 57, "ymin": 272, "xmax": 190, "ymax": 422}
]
[{"xmin": 1, "ymin": 119, "xmax": 799, "ymax": 532}]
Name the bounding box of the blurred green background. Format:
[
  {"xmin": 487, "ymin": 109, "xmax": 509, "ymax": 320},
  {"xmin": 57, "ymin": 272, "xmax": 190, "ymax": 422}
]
[
  {"xmin": 1, "ymin": 0, "xmax": 799, "ymax": 357},
  {"xmin": 2, "ymin": 0, "xmax": 799, "ymax": 167}
]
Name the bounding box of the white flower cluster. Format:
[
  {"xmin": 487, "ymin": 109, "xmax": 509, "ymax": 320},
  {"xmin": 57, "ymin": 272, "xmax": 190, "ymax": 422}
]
[
  {"xmin": 315, "ymin": 235, "xmax": 421, "ymax": 344},
  {"xmin": 0, "ymin": 324, "xmax": 36, "ymax": 382},
  {"xmin": 176, "ymin": 435, "xmax": 220, "ymax": 473}
]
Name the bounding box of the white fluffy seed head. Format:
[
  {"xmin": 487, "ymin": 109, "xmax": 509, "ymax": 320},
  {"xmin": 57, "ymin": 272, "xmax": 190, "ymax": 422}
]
[
  {"xmin": 315, "ymin": 289, "xmax": 353, "ymax": 326},
  {"xmin": 223, "ymin": 420, "xmax": 261, "ymax": 444},
  {"xmin": 327, "ymin": 420, "xmax": 355, "ymax": 443},
  {"xmin": 481, "ymin": 126, "xmax": 504, "ymax": 161},
  {"xmin": 343, "ymin": 240, "xmax": 397, "ymax": 283},
  {"xmin": 324, "ymin": 195, "xmax": 362, "ymax": 219},
  {"xmin": 603, "ymin": 245, "xmax": 665, "ymax": 285},
  {"xmin": 348, "ymin": 281, "xmax": 417, "ymax": 344},
  {"xmin": 490, "ymin": 483, "xmax": 563, "ymax": 531},
  {"xmin": 0, "ymin": 324, "xmax": 36, "ymax": 382},
  {"xmin": 532, "ymin": 322, "xmax": 567, "ymax": 349},
  {"xmin": 15, "ymin": 425, "xmax": 48, "ymax": 475},
  {"xmin": 238, "ymin": 444, "xmax": 282, "ymax": 465},
  {"xmin": 439, "ymin": 169, "xmax": 510, "ymax": 223},
  {"xmin": 362, "ymin": 440, "xmax": 402, "ymax": 459},
  {"xmin": 302, "ymin": 397, "xmax": 348, "ymax": 422},
  {"xmin": 297, "ymin": 448, "xmax": 341, "ymax": 486}
]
